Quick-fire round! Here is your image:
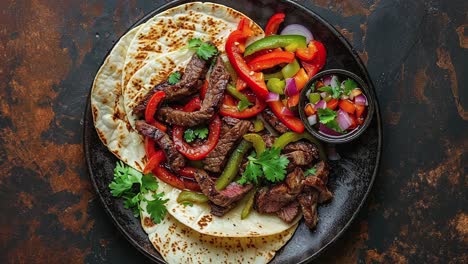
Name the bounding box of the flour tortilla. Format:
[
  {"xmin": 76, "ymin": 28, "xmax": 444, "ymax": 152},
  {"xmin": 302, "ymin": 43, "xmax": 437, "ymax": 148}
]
[
  {"xmin": 91, "ymin": 25, "xmax": 146, "ymax": 171},
  {"xmin": 122, "ymin": 2, "xmax": 264, "ymax": 128},
  {"xmin": 140, "ymin": 191, "xmax": 298, "ymax": 264}
]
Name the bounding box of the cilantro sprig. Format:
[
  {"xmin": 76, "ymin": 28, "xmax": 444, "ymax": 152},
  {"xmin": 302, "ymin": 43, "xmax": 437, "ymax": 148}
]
[
  {"xmin": 238, "ymin": 147, "xmax": 290, "ymax": 185},
  {"xmin": 317, "ymin": 108, "xmax": 342, "ymax": 133},
  {"xmin": 188, "ymin": 38, "xmax": 218, "ymax": 60},
  {"xmin": 109, "ymin": 161, "xmax": 168, "ymax": 224},
  {"xmin": 305, "ymin": 166, "xmax": 317, "ymax": 177},
  {"xmin": 184, "ymin": 127, "xmax": 209, "ymax": 143},
  {"xmin": 168, "ymin": 71, "xmax": 181, "ymax": 85}
]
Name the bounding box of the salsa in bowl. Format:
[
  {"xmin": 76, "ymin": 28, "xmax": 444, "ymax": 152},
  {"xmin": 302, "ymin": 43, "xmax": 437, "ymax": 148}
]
[{"xmin": 298, "ymin": 69, "xmax": 374, "ymax": 143}]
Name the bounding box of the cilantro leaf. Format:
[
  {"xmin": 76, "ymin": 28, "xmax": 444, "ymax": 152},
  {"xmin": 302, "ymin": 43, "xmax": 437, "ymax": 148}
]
[
  {"xmin": 343, "ymin": 78, "xmax": 358, "ymax": 95},
  {"xmin": 237, "ymin": 98, "xmax": 253, "ymax": 111},
  {"xmin": 305, "ymin": 167, "xmax": 317, "ymax": 177},
  {"xmin": 317, "ymin": 108, "xmax": 337, "ymax": 124},
  {"xmin": 238, "ymin": 147, "xmax": 290, "ymax": 185},
  {"xmin": 109, "ymin": 161, "xmax": 142, "ymax": 196},
  {"xmin": 141, "ymin": 174, "xmax": 158, "ymax": 192},
  {"xmin": 188, "ymin": 38, "xmax": 218, "ymax": 60},
  {"xmin": 318, "ymin": 85, "xmax": 341, "ymax": 99},
  {"xmin": 145, "ymin": 192, "xmax": 169, "ymax": 224},
  {"xmin": 325, "ymin": 119, "xmax": 343, "ymax": 133},
  {"xmin": 184, "ymin": 127, "xmax": 209, "ymax": 142},
  {"xmin": 168, "ymin": 71, "xmax": 181, "ymax": 85}
]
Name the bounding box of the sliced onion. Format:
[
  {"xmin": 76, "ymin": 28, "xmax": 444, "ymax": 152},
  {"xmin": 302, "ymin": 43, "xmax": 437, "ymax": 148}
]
[
  {"xmin": 322, "ymin": 75, "xmax": 332, "ymax": 86},
  {"xmin": 280, "ymin": 24, "xmax": 314, "ymax": 43},
  {"xmin": 319, "ymin": 123, "xmax": 341, "ymax": 136},
  {"xmin": 307, "ymin": 114, "xmax": 317, "ymax": 126},
  {"xmin": 281, "ymin": 106, "xmax": 296, "ymax": 116},
  {"xmin": 265, "ymin": 92, "xmax": 280, "ymax": 102},
  {"xmin": 284, "ymin": 78, "xmax": 298, "ymax": 96},
  {"xmin": 315, "ymin": 100, "xmax": 327, "ymax": 109},
  {"xmin": 354, "ymin": 94, "xmax": 368, "ymax": 106},
  {"xmin": 330, "ymin": 75, "xmax": 339, "ymax": 88},
  {"xmin": 336, "ymin": 110, "xmax": 352, "ymax": 131}
]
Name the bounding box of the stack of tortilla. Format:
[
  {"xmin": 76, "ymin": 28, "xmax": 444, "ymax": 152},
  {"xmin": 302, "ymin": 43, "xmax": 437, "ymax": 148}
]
[{"xmin": 91, "ymin": 2, "xmax": 299, "ymax": 263}]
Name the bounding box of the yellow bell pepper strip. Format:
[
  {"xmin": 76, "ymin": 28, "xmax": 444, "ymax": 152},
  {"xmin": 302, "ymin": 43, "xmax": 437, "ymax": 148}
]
[
  {"xmin": 244, "ymin": 35, "xmax": 307, "ymax": 56},
  {"xmin": 215, "ymin": 140, "xmax": 252, "ymax": 191},
  {"xmin": 272, "ymin": 131, "xmax": 326, "ymax": 160},
  {"xmin": 177, "ymin": 191, "xmax": 209, "ymax": 204},
  {"xmin": 241, "ymin": 189, "xmax": 256, "ymax": 219},
  {"xmin": 253, "ymin": 119, "xmax": 265, "ymax": 132},
  {"xmin": 243, "ymin": 133, "xmax": 266, "ymax": 155}
]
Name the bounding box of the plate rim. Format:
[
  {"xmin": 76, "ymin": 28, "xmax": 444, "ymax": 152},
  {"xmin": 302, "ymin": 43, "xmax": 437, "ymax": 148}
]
[{"xmin": 83, "ymin": 0, "xmax": 382, "ymax": 263}]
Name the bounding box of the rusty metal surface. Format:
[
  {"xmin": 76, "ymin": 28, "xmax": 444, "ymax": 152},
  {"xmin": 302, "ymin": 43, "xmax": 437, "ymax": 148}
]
[{"xmin": 0, "ymin": 0, "xmax": 466, "ymax": 263}]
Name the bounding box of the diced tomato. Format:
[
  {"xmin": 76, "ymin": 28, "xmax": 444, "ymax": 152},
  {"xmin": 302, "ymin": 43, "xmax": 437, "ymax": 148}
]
[
  {"xmin": 355, "ymin": 104, "xmax": 366, "ymax": 118},
  {"xmin": 293, "ymin": 68, "xmax": 309, "ymax": 91},
  {"xmin": 339, "ymin": 99, "xmax": 355, "ymax": 114},
  {"xmin": 357, "ymin": 116, "xmax": 365, "ymax": 125},
  {"xmin": 348, "ymin": 115, "xmax": 358, "ymax": 130},
  {"xmin": 327, "ymin": 98, "xmax": 339, "ymax": 110},
  {"xmin": 304, "ymin": 104, "xmax": 316, "ymax": 116}
]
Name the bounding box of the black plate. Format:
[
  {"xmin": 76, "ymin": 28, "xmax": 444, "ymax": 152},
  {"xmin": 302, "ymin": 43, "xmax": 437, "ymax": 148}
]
[{"xmin": 83, "ymin": 0, "xmax": 382, "ymax": 263}]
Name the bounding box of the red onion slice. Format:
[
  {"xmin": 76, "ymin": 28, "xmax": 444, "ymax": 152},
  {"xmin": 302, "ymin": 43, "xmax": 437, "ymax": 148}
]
[
  {"xmin": 265, "ymin": 92, "xmax": 280, "ymax": 102},
  {"xmin": 315, "ymin": 100, "xmax": 327, "ymax": 109},
  {"xmin": 284, "ymin": 78, "xmax": 298, "ymax": 96},
  {"xmin": 319, "ymin": 123, "xmax": 342, "ymax": 136},
  {"xmin": 336, "ymin": 110, "xmax": 352, "ymax": 130},
  {"xmin": 280, "ymin": 24, "xmax": 314, "ymax": 43},
  {"xmin": 322, "ymin": 75, "xmax": 332, "ymax": 86},
  {"xmin": 354, "ymin": 94, "xmax": 368, "ymax": 106}
]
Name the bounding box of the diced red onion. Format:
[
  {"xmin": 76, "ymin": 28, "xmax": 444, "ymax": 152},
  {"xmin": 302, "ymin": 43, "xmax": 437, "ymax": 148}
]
[
  {"xmin": 320, "ymin": 92, "xmax": 328, "ymax": 98},
  {"xmin": 284, "ymin": 78, "xmax": 298, "ymax": 96},
  {"xmin": 330, "ymin": 75, "xmax": 339, "ymax": 88},
  {"xmin": 307, "ymin": 114, "xmax": 317, "ymax": 126},
  {"xmin": 265, "ymin": 92, "xmax": 280, "ymax": 102},
  {"xmin": 336, "ymin": 110, "xmax": 352, "ymax": 131},
  {"xmin": 322, "ymin": 75, "xmax": 332, "ymax": 86},
  {"xmin": 281, "ymin": 106, "xmax": 296, "ymax": 116},
  {"xmin": 354, "ymin": 94, "xmax": 368, "ymax": 106},
  {"xmin": 319, "ymin": 123, "xmax": 342, "ymax": 136},
  {"xmin": 280, "ymin": 24, "xmax": 314, "ymax": 43},
  {"xmin": 315, "ymin": 100, "xmax": 327, "ymax": 109}
]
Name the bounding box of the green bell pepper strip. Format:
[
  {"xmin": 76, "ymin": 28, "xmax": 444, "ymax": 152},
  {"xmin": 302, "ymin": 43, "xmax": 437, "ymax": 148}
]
[
  {"xmin": 253, "ymin": 119, "xmax": 264, "ymax": 132},
  {"xmin": 244, "ymin": 35, "xmax": 307, "ymax": 56},
  {"xmin": 264, "ymin": 71, "xmax": 284, "ymax": 80},
  {"xmin": 215, "ymin": 140, "xmax": 252, "ymax": 190},
  {"xmin": 243, "ymin": 133, "xmax": 266, "ymax": 155},
  {"xmin": 177, "ymin": 191, "xmax": 209, "ymax": 204},
  {"xmin": 267, "ymin": 78, "xmax": 285, "ymax": 95},
  {"xmin": 241, "ymin": 189, "xmax": 256, "ymax": 219},
  {"xmin": 281, "ymin": 59, "xmax": 300, "ymax": 79},
  {"xmin": 272, "ymin": 132, "xmax": 327, "ymax": 160},
  {"xmin": 226, "ymin": 84, "xmax": 253, "ymax": 111}
]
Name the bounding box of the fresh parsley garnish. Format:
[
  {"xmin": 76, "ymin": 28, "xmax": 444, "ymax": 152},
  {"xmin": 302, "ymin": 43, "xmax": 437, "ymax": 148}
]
[
  {"xmin": 184, "ymin": 127, "xmax": 209, "ymax": 143},
  {"xmin": 188, "ymin": 38, "xmax": 218, "ymax": 60},
  {"xmin": 238, "ymin": 147, "xmax": 290, "ymax": 185},
  {"xmin": 343, "ymin": 78, "xmax": 358, "ymax": 95},
  {"xmin": 318, "ymin": 85, "xmax": 341, "ymax": 99},
  {"xmin": 305, "ymin": 166, "xmax": 317, "ymax": 176},
  {"xmin": 109, "ymin": 161, "xmax": 168, "ymax": 223},
  {"xmin": 168, "ymin": 71, "xmax": 181, "ymax": 85}
]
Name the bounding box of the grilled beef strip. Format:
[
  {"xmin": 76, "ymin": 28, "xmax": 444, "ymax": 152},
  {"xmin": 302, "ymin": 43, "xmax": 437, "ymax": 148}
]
[
  {"xmin": 203, "ymin": 119, "xmax": 251, "ymax": 173},
  {"xmin": 135, "ymin": 120, "xmax": 186, "ymax": 171},
  {"xmin": 192, "ymin": 168, "xmax": 253, "ymax": 207},
  {"xmin": 283, "ymin": 141, "xmax": 319, "ymax": 159},
  {"xmin": 133, "ymin": 54, "xmax": 209, "ymax": 116},
  {"xmin": 303, "ymin": 160, "xmax": 332, "ymax": 203},
  {"xmin": 276, "ymin": 200, "xmax": 301, "ymax": 223},
  {"xmin": 262, "ymin": 134, "xmax": 276, "ymax": 148},
  {"xmin": 255, "ymin": 168, "xmax": 305, "ymax": 214},
  {"xmin": 158, "ymin": 56, "xmax": 229, "ymax": 127},
  {"xmin": 285, "ymin": 151, "xmax": 316, "ymax": 170},
  {"xmin": 297, "ymin": 187, "xmax": 319, "ymax": 229},
  {"xmin": 210, "ymin": 202, "xmax": 237, "ymax": 217},
  {"xmin": 261, "ymin": 108, "xmax": 290, "ymax": 134}
]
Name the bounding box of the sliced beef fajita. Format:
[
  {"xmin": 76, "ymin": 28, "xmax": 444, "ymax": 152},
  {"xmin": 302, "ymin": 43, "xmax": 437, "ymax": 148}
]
[
  {"xmin": 133, "ymin": 53, "xmax": 209, "ymax": 116},
  {"xmin": 255, "ymin": 168, "xmax": 304, "ymax": 214},
  {"xmin": 209, "ymin": 202, "xmax": 236, "ymax": 217},
  {"xmin": 261, "ymin": 108, "xmax": 290, "ymax": 134},
  {"xmin": 203, "ymin": 119, "xmax": 251, "ymax": 173},
  {"xmin": 276, "ymin": 200, "xmax": 301, "ymax": 223},
  {"xmin": 297, "ymin": 187, "xmax": 319, "ymax": 229},
  {"xmin": 158, "ymin": 56, "xmax": 229, "ymax": 127},
  {"xmin": 192, "ymin": 168, "xmax": 253, "ymax": 207},
  {"xmin": 303, "ymin": 160, "xmax": 332, "ymax": 203},
  {"xmin": 135, "ymin": 121, "xmax": 186, "ymax": 171}
]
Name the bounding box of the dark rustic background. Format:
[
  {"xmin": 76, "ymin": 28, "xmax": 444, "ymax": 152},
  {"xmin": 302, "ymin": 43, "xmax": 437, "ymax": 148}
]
[{"xmin": 0, "ymin": 0, "xmax": 466, "ymax": 263}]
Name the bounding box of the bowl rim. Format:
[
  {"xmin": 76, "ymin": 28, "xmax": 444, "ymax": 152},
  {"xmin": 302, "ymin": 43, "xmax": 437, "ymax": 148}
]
[{"xmin": 298, "ymin": 69, "xmax": 375, "ymax": 144}]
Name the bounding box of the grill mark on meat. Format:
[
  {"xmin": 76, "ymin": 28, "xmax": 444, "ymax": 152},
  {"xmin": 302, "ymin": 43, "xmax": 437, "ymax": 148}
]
[
  {"xmin": 203, "ymin": 120, "xmax": 251, "ymax": 173},
  {"xmin": 255, "ymin": 168, "xmax": 304, "ymax": 214},
  {"xmin": 276, "ymin": 200, "xmax": 300, "ymax": 223},
  {"xmin": 283, "ymin": 141, "xmax": 319, "ymax": 159},
  {"xmin": 262, "ymin": 108, "xmax": 290, "ymax": 133},
  {"xmin": 192, "ymin": 169, "xmax": 253, "ymax": 207},
  {"xmin": 285, "ymin": 150, "xmax": 315, "ymax": 170},
  {"xmin": 222, "ymin": 116, "xmax": 254, "ymax": 132},
  {"xmin": 303, "ymin": 176, "xmax": 333, "ymax": 203},
  {"xmin": 298, "ymin": 187, "xmax": 319, "ymax": 229},
  {"xmin": 157, "ymin": 56, "xmax": 229, "ymax": 127},
  {"xmin": 210, "ymin": 202, "xmax": 236, "ymax": 217},
  {"xmin": 133, "ymin": 53, "xmax": 209, "ymax": 116},
  {"xmin": 313, "ymin": 160, "xmax": 330, "ymax": 183},
  {"xmin": 135, "ymin": 121, "xmax": 186, "ymax": 171}
]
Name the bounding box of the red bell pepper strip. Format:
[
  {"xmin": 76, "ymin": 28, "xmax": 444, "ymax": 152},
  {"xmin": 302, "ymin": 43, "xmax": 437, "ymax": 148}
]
[
  {"xmin": 152, "ymin": 166, "xmax": 186, "ymax": 190},
  {"xmin": 143, "ymin": 150, "xmax": 165, "ymax": 174},
  {"xmin": 145, "ymin": 137, "xmax": 157, "ymax": 158},
  {"xmin": 296, "ymin": 41, "xmax": 318, "ymax": 62},
  {"xmin": 183, "ymin": 97, "xmax": 202, "ymax": 112},
  {"xmin": 301, "ymin": 40, "xmax": 327, "ymax": 78},
  {"xmin": 177, "ymin": 167, "xmax": 198, "ymax": 179},
  {"xmin": 327, "ymin": 98, "xmax": 339, "ymax": 110},
  {"xmin": 265, "ymin": 13, "xmax": 285, "ymax": 36},
  {"xmin": 247, "ymin": 50, "xmax": 295, "ymax": 71},
  {"xmin": 200, "ymin": 80, "xmax": 208, "ymax": 100},
  {"xmin": 147, "ymin": 120, "xmax": 167, "ymax": 132},
  {"xmin": 220, "ymin": 92, "xmax": 267, "ymax": 119},
  {"xmin": 293, "ymin": 68, "xmax": 309, "ymax": 91},
  {"xmin": 225, "ymin": 22, "xmax": 269, "ymax": 99},
  {"xmin": 236, "ymin": 78, "xmax": 247, "ymax": 91},
  {"xmin": 145, "ymin": 91, "xmax": 166, "ymax": 123},
  {"xmin": 172, "ymin": 115, "xmax": 221, "ymax": 160},
  {"xmin": 287, "ymin": 94, "xmax": 300, "ymax": 108},
  {"xmin": 268, "ymin": 101, "xmax": 305, "ymax": 133}
]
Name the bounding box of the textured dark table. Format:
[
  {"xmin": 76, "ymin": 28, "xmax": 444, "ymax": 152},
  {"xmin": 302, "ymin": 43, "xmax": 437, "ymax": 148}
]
[{"xmin": 1, "ymin": 0, "xmax": 466, "ymax": 263}]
